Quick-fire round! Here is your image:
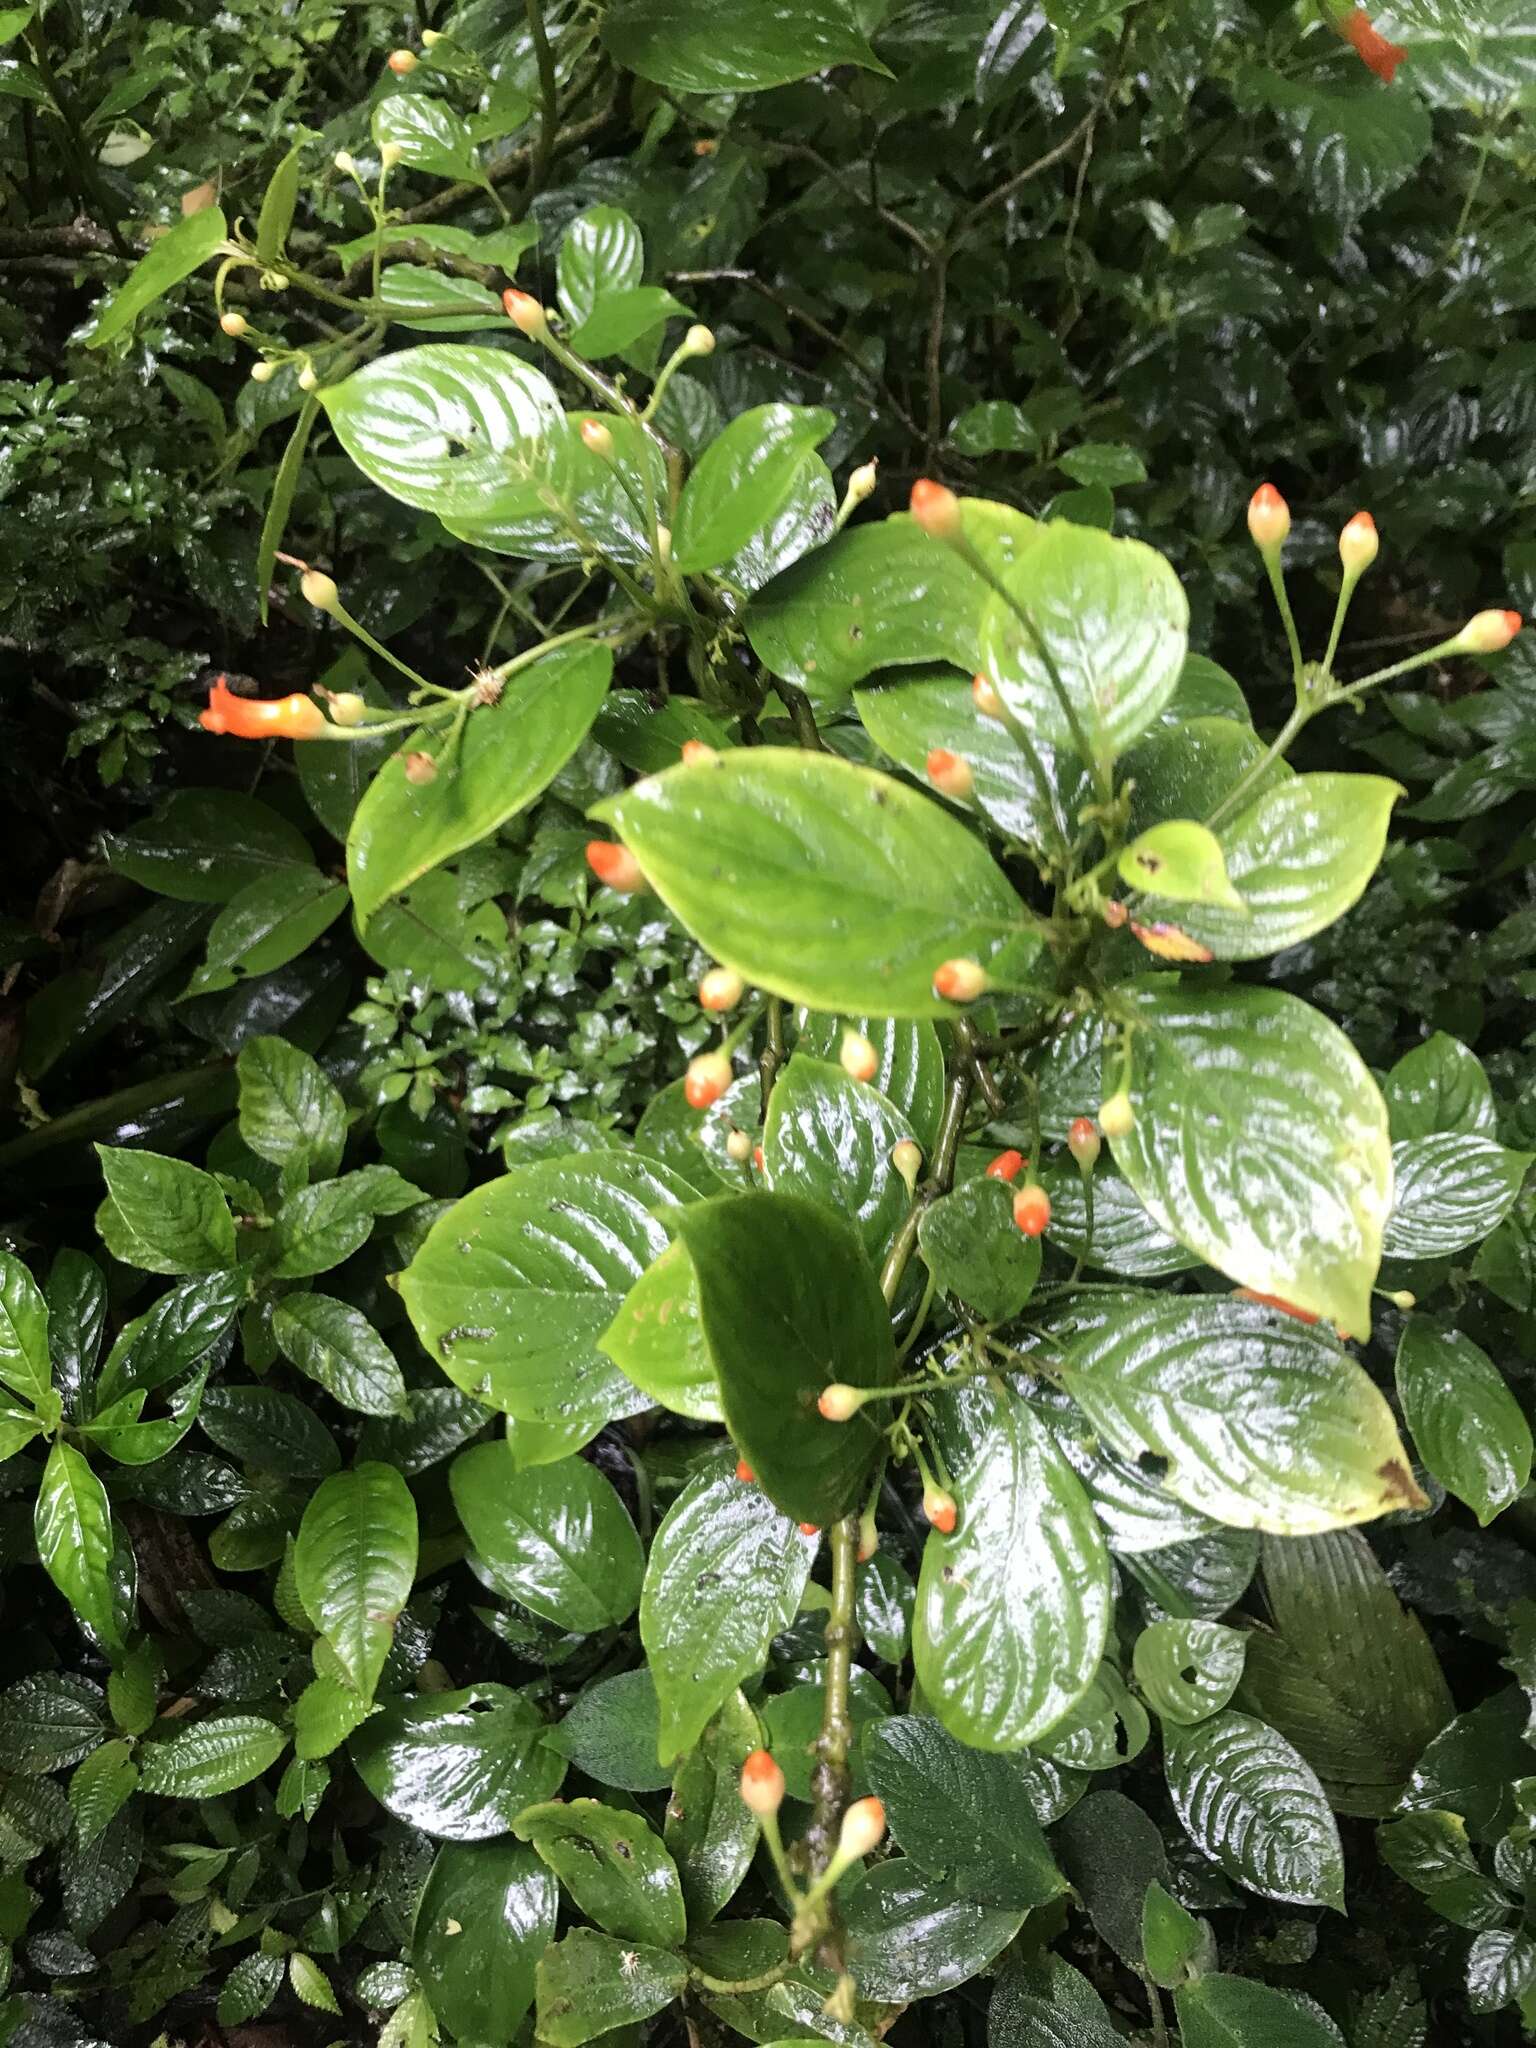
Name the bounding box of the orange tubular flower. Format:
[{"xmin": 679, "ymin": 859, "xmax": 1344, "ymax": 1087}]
[
  {"xmin": 1338, "ymin": 8, "xmax": 1407, "ymax": 83},
  {"xmin": 201, "ymin": 677, "xmax": 329, "ymax": 739}
]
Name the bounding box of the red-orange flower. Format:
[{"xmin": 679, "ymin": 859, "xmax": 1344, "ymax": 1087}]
[
  {"xmin": 1338, "ymin": 8, "xmax": 1407, "ymax": 83},
  {"xmin": 200, "ymin": 677, "xmax": 328, "ymax": 739}
]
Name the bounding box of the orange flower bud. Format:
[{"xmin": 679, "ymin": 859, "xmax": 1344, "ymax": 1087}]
[
  {"xmin": 220, "ymin": 311, "xmax": 248, "ymax": 338},
  {"xmin": 1246, "ymin": 482, "xmax": 1290, "ymax": 551},
  {"xmin": 921, "ymin": 1487, "xmax": 957, "ymax": 1535},
  {"xmin": 681, "ymin": 739, "xmax": 718, "ymax": 765},
  {"xmin": 739, "ymin": 1748, "xmax": 785, "ymax": 1816},
  {"xmin": 685, "ymin": 1052, "xmax": 732, "ymax": 1110},
  {"xmin": 1067, "ymin": 1116, "xmax": 1101, "ymax": 1172},
  {"xmin": 752, "ymin": 1144, "xmax": 765, "ymax": 1174},
  {"xmin": 1338, "ymin": 8, "xmax": 1407, "ymax": 84},
  {"xmin": 840, "ymin": 1030, "xmax": 879, "ymax": 1083},
  {"xmin": 1339, "ymin": 511, "xmax": 1378, "ymax": 577},
  {"xmin": 932, "ymin": 958, "xmax": 989, "ymax": 1003},
  {"xmin": 580, "ymin": 417, "xmax": 615, "ymax": 459},
  {"xmin": 735, "ymin": 1457, "xmax": 756, "ymax": 1484},
  {"xmin": 926, "ymin": 747, "xmax": 974, "ymax": 800},
  {"xmin": 585, "ymin": 840, "xmax": 645, "ymax": 893},
  {"xmin": 909, "ymin": 479, "xmax": 961, "ymax": 541},
  {"xmin": 837, "ymin": 1796, "xmax": 887, "ymax": 1859},
  {"xmin": 817, "ymin": 1383, "xmax": 864, "ymax": 1422},
  {"xmin": 1452, "ymin": 609, "xmax": 1523, "ymax": 655},
  {"xmin": 503, "ymin": 288, "xmax": 549, "ymax": 338},
  {"xmin": 387, "ymin": 47, "xmax": 418, "ymax": 74},
  {"xmin": 698, "ymin": 966, "xmax": 744, "ymax": 1012},
  {"xmin": 1012, "ymin": 1183, "xmax": 1051, "ymax": 1238},
  {"xmin": 200, "ymin": 678, "xmax": 329, "ymax": 740},
  {"xmin": 985, "ymin": 1149, "xmax": 1025, "ymax": 1183},
  {"xmin": 971, "ymin": 673, "xmax": 1003, "ymax": 719},
  {"xmin": 799, "ymin": 1523, "xmax": 820, "ymax": 1538}
]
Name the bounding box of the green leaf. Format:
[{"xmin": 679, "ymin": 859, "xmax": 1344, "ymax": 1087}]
[
  {"xmin": 289, "ymin": 1954, "xmax": 340, "ymax": 2016},
  {"xmin": 794, "ymin": 1011, "xmax": 945, "ymax": 1154},
  {"xmin": 401, "ymin": 1151, "xmax": 700, "ymax": 1434},
  {"xmin": 320, "ymin": 343, "xmax": 568, "ymax": 523},
  {"xmin": 918, "ymin": 1175, "xmax": 1041, "ymax": 1322},
  {"xmin": 35, "ymin": 1441, "xmax": 121, "ymax": 1652},
  {"xmin": 1395, "ymin": 1320, "xmax": 1533, "ymax": 1525},
  {"xmin": 377, "ymin": 263, "xmax": 504, "ymax": 330},
  {"xmin": 293, "ymin": 1674, "xmax": 374, "ymax": 1761},
  {"xmin": 1147, "ymin": 774, "xmax": 1401, "ymax": 961},
  {"xmin": 673, "ymin": 405, "xmax": 834, "ymax": 572},
  {"xmin": 1142, "ymin": 1880, "xmax": 1211, "ymax": 1989},
  {"xmin": 857, "ymin": 1550, "xmax": 916, "ymax": 1665},
  {"xmin": 1036, "ymin": 1160, "xmax": 1195, "ymax": 1280},
  {"xmin": 601, "ymin": 0, "xmax": 889, "ymax": 91},
  {"xmin": 988, "ymin": 1956, "xmax": 1123, "ymax": 2047},
  {"xmin": 1120, "ymin": 820, "xmax": 1244, "ymax": 910},
  {"xmin": 294, "ymin": 1463, "xmax": 418, "ymax": 1704},
  {"xmin": 138, "ymin": 1713, "xmax": 288, "ymax": 1797},
  {"xmin": 913, "ymin": 1381, "xmax": 1111, "ymax": 1749},
  {"xmin": 1133, "ymin": 1619, "xmax": 1247, "ymax": 1725},
  {"xmin": 591, "ymin": 748, "xmax": 1039, "ymax": 1018},
  {"xmin": 97, "ymin": 1271, "xmax": 244, "ymax": 1407},
  {"xmin": 1403, "ymin": 1688, "xmax": 1531, "ymax": 1840},
  {"xmin": 0, "ymin": 1401, "xmax": 42, "ymax": 1459},
  {"xmin": 1384, "ymin": 1032, "xmax": 1496, "ymax": 1142},
  {"xmin": 273, "ymin": 1295, "xmax": 411, "ymax": 1418},
  {"xmin": 236, "ymin": 1036, "xmax": 347, "ymax": 1182},
  {"xmin": 1233, "ymin": 1532, "xmax": 1452, "ymax": 1818},
  {"xmin": 1467, "ymin": 1929, "xmax": 1536, "ymax": 2015},
  {"xmin": 217, "ymin": 1955, "xmax": 283, "ymax": 2030},
  {"xmin": 1382, "ymin": 1133, "xmax": 1531, "ymax": 1259},
  {"xmin": 95, "ymin": 1146, "xmax": 236, "ymax": 1276},
  {"xmin": 863, "ymin": 1717, "xmax": 1066, "ymax": 1909},
  {"xmin": 449, "ymin": 410, "xmax": 669, "ymax": 566},
  {"xmin": 600, "ymin": 1239, "xmax": 722, "ymax": 1425},
  {"xmin": 102, "ymin": 789, "xmax": 314, "ymax": 902},
  {"xmin": 0, "ymin": 1250, "xmax": 50, "ymax": 1406},
  {"xmin": 516, "ymin": 1798, "xmax": 686, "ymax": 1946},
  {"xmin": 413, "ymin": 1839, "xmax": 556, "ymax": 2044},
  {"xmin": 0, "ymin": 1673, "xmax": 107, "ymax": 1772},
  {"xmin": 255, "ymin": 140, "xmax": 303, "ymax": 265},
  {"xmin": 1060, "ymin": 442, "xmax": 1147, "ymax": 487},
  {"xmin": 1247, "ymin": 71, "xmax": 1432, "ymax": 223},
  {"xmin": 761, "ymin": 1669, "xmax": 890, "ymax": 1801},
  {"xmin": 268, "ymin": 1164, "xmax": 425, "ymax": 1278},
  {"xmin": 545, "ymin": 1668, "xmax": 672, "ymax": 1794},
  {"xmin": 182, "ymin": 868, "xmax": 348, "ymax": 998},
  {"xmin": 571, "ymin": 283, "xmax": 690, "ymax": 359},
  {"xmin": 348, "ymin": 641, "xmax": 611, "ymax": 925},
  {"xmin": 557, "ymin": 206, "xmax": 643, "ymax": 331},
  {"xmin": 1108, "ymin": 981, "xmax": 1393, "ymax": 1336},
  {"xmin": 536, "ymin": 1928, "xmax": 685, "ymax": 2047},
  {"xmin": 351, "ymin": 1683, "xmax": 566, "ymax": 1839},
  {"xmin": 1059, "ymin": 1294, "xmax": 1423, "ymax": 1533},
  {"xmin": 86, "ymin": 205, "xmax": 228, "ymax": 346},
  {"xmin": 200, "ymin": 1383, "xmax": 339, "ymax": 1477},
  {"xmin": 1375, "ymin": 1, "xmax": 1536, "ymax": 107},
  {"xmin": 640, "ymin": 1452, "xmax": 817, "ymax": 1765},
  {"xmin": 1053, "ymin": 1790, "xmax": 1169, "ymax": 1970},
  {"xmin": 673, "ymin": 1192, "xmax": 894, "ymax": 1526},
  {"xmin": 979, "ymin": 522, "xmax": 1188, "ymax": 766},
  {"xmin": 841, "ymin": 1864, "xmax": 1024, "ymax": 2000},
  {"xmin": 450, "ymin": 1444, "xmax": 644, "ymax": 1631},
  {"xmin": 1175, "ymin": 1975, "xmax": 1347, "ymax": 2048},
  {"xmin": 360, "ymin": 867, "xmax": 511, "ymax": 994},
  {"xmin": 373, "ymin": 93, "xmax": 480, "ymax": 180},
  {"xmin": 1163, "ymin": 1711, "xmax": 1345, "ymax": 1909},
  {"xmin": 763, "ymin": 1055, "xmax": 916, "ymax": 1270},
  {"xmin": 665, "ymin": 1690, "xmax": 761, "ymax": 1926}
]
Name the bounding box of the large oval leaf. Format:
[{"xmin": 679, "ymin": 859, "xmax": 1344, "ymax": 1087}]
[
  {"xmin": 979, "ymin": 522, "xmax": 1188, "ymax": 766},
  {"xmin": 86, "ymin": 206, "xmax": 228, "ymax": 347},
  {"xmin": 1382, "ymin": 1132, "xmax": 1531, "ymax": 1259},
  {"xmin": 591, "ymin": 749, "xmax": 1039, "ymax": 1017},
  {"xmin": 448, "ymin": 409, "xmax": 669, "ymax": 565},
  {"xmin": 1108, "ymin": 980, "xmax": 1393, "ymax": 1337},
  {"xmin": 351, "ymin": 1684, "xmax": 566, "ymax": 1839},
  {"xmin": 412, "ymin": 1838, "xmax": 556, "ymax": 2045},
  {"xmin": 294, "ymin": 1463, "xmax": 418, "ymax": 1705},
  {"xmin": 673, "ymin": 1192, "xmax": 894, "ymax": 1527},
  {"xmin": 1175, "ymin": 1975, "xmax": 1347, "ymax": 2048},
  {"xmin": 1395, "ymin": 1319, "xmax": 1532, "ymax": 1526},
  {"xmin": 138, "ymin": 1713, "xmax": 289, "ymax": 1798},
  {"xmin": 913, "ymin": 1381, "xmax": 1111, "ymax": 1750},
  {"xmin": 320, "ymin": 344, "xmax": 568, "ymax": 521},
  {"xmin": 602, "ymin": 0, "xmax": 888, "ymax": 91},
  {"xmin": 35, "ymin": 1441, "xmax": 121, "ymax": 1653},
  {"xmin": 400, "ymin": 1152, "xmax": 703, "ymax": 1440},
  {"xmin": 515, "ymin": 1798, "xmax": 686, "ymax": 1947},
  {"xmin": 1059, "ymin": 1293, "xmax": 1422, "ymax": 1533},
  {"xmin": 762, "ymin": 1055, "xmax": 916, "ymax": 1270},
  {"xmin": 1163, "ymin": 1709, "xmax": 1345, "ymax": 1909},
  {"xmin": 841, "ymin": 1864, "xmax": 1024, "ymax": 2000},
  {"xmin": 673, "ymin": 404, "xmax": 834, "ymax": 572},
  {"xmin": 450, "ymin": 1445, "xmax": 644, "ymax": 1631},
  {"xmin": 640, "ymin": 1451, "xmax": 818, "ymax": 1766},
  {"xmin": 348, "ymin": 640, "xmax": 612, "ymax": 925}
]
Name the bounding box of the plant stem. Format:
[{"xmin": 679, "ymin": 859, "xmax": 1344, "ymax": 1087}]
[
  {"xmin": 805, "ymin": 1517, "xmax": 860, "ymax": 1874},
  {"xmin": 878, "ymin": 1018, "xmax": 977, "ymax": 1303},
  {"xmin": 1204, "ymin": 701, "xmax": 1309, "ymax": 829},
  {"xmin": 515, "ymin": 0, "xmax": 559, "ymax": 222},
  {"xmin": 1261, "ymin": 549, "xmax": 1305, "ymax": 690},
  {"xmin": 759, "ymin": 997, "xmax": 787, "ymax": 1108}
]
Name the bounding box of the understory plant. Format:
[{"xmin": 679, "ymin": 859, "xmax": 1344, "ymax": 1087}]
[{"xmin": 6, "ymin": 3, "xmax": 1536, "ymax": 2047}]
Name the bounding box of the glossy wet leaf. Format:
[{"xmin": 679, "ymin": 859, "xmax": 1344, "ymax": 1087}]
[
  {"xmin": 35, "ymin": 1441, "xmax": 121, "ymax": 1653},
  {"xmin": 601, "ymin": 0, "xmax": 888, "ymax": 91},
  {"xmin": 979, "ymin": 521, "xmax": 1187, "ymax": 766},
  {"xmin": 863, "ymin": 1716, "xmax": 1066, "ymax": 1908},
  {"xmin": 180, "ymin": 867, "xmax": 347, "ymax": 998},
  {"xmin": 664, "ymin": 1690, "xmax": 761, "ymax": 1926},
  {"xmin": 0, "ymin": 1249, "xmax": 50, "ymax": 1406},
  {"xmin": 1382, "ymin": 1133, "xmax": 1531, "ymax": 1259},
  {"xmin": 138, "ymin": 1714, "xmax": 289, "ymax": 1798},
  {"xmin": 294, "ymin": 1463, "xmax": 418, "ymax": 1704},
  {"xmin": 600, "ymin": 1239, "xmax": 721, "ymax": 1425},
  {"xmin": 545, "ymin": 1668, "xmax": 672, "ymax": 1794},
  {"xmin": 449, "ymin": 410, "xmax": 669, "ymax": 564},
  {"xmin": 1120, "ymin": 820, "xmax": 1244, "ymax": 909},
  {"xmin": 1147, "ymin": 774, "xmax": 1400, "ymax": 960},
  {"xmin": 87, "ymin": 205, "xmax": 228, "ymax": 346},
  {"xmin": 794, "ymin": 1011, "xmax": 945, "ymax": 1154},
  {"xmin": 515, "ymin": 1798, "xmax": 686, "ymax": 1947},
  {"xmin": 321, "ymin": 344, "xmax": 568, "ymax": 523},
  {"xmin": 537, "ymin": 1930, "xmax": 684, "ymax": 2045},
  {"xmin": 1134, "ymin": 1619, "xmax": 1247, "ymax": 1726},
  {"xmin": 268, "ymin": 1164, "xmax": 424, "ymax": 1279},
  {"xmin": 1164, "ymin": 1710, "xmax": 1345, "ymax": 1908},
  {"xmin": 236, "ymin": 1036, "xmax": 346, "ymax": 1183},
  {"xmin": 913, "ymin": 1380, "xmax": 1111, "ymax": 1749},
  {"xmin": 373, "ymin": 93, "xmax": 480, "ymax": 181},
  {"xmin": 273, "ymin": 1295, "xmax": 411, "ymax": 1418},
  {"xmin": 1466, "ymin": 1928, "xmax": 1536, "ymax": 2014},
  {"xmin": 400, "ymin": 1151, "xmax": 702, "ymax": 1436},
  {"xmin": 95, "ymin": 1146, "xmax": 236, "ymax": 1276},
  {"xmin": 1175, "ymin": 1974, "xmax": 1348, "ymax": 2048},
  {"xmin": 348, "ymin": 641, "xmax": 611, "ymax": 925},
  {"xmin": 918, "ymin": 1175, "xmax": 1041, "ymax": 1321},
  {"xmin": 1036, "ymin": 1161, "xmax": 1197, "ymax": 1279},
  {"xmin": 762, "ymin": 1055, "xmax": 916, "ymax": 1269},
  {"xmin": 102, "ymin": 790, "xmax": 314, "ymax": 903},
  {"xmin": 1384, "ymin": 1031, "xmax": 1496, "ymax": 1141},
  {"xmin": 1108, "ymin": 980, "xmax": 1393, "ymax": 1336},
  {"xmin": 673, "ymin": 404, "xmax": 834, "ymax": 572},
  {"xmin": 1060, "ymin": 1293, "xmax": 1421, "ymax": 1533},
  {"xmin": 841, "ymin": 1863, "xmax": 1024, "ymax": 2000},
  {"xmin": 673, "ymin": 1192, "xmax": 894, "ymax": 1526},
  {"xmin": 639, "ymin": 1452, "xmax": 818, "ymax": 1765},
  {"xmin": 412, "ymin": 1838, "xmax": 555, "ymax": 2046},
  {"xmin": 351, "ymin": 1684, "xmax": 565, "ymax": 1839},
  {"xmin": 1395, "ymin": 1319, "xmax": 1532, "ymax": 1525},
  {"xmin": 450, "ymin": 1445, "xmax": 643, "ymax": 1632},
  {"xmin": 591, "ymin": 749, "xmax": 1039, "ymax": 1017}
]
